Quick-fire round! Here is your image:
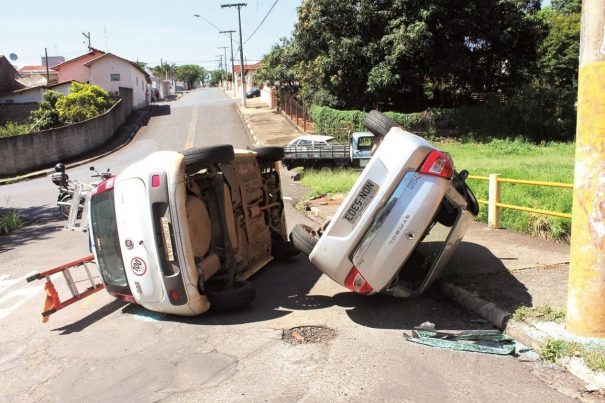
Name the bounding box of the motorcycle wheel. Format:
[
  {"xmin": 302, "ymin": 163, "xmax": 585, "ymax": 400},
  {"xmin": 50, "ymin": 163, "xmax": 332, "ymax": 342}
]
[{"xmin": 59, "ymin": 195, "xmax": 72, "ymax": 219}]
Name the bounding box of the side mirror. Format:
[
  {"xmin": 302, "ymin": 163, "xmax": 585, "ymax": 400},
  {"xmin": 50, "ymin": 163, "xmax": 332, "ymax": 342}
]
[{"xmin": 89, "ymin": 166, "xmax": 95, "ymax": 171}]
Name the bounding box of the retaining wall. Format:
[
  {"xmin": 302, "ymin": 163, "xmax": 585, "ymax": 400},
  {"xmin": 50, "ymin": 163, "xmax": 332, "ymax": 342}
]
[
  {"xmin": 0, "ymin": 100, "xmax": 125, "ymax": 177},
  {"xmin": 0, "ymin": 103, "xmax": 38, "ymax": 124}
]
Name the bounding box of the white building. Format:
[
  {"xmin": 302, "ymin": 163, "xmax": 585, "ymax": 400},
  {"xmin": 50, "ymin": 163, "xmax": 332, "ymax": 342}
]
[
  {"xmin": 0, "ymin": 80, "xmax": 74, "ymax": 104},
  {"xmin": 83, "ymin": 54, "xmax": 151, "ymax": 109}
]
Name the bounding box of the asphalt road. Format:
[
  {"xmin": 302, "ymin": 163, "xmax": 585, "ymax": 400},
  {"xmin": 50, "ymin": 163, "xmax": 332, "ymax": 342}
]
[{"xmin": 0, "ymin": 89, "xmax": 590, "ymax": 402}]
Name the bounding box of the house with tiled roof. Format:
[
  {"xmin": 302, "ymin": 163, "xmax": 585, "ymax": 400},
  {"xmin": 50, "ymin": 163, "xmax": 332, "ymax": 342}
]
[
  {"xmin": 0, "ymin": 80, "xmax": 76, "ymax": 104},
  {"xmin": 55, "ymin": 48, "xmax": 151, "ymax": 109},
  {"xmin": 233, "ymin": 62, "xmax": 261, "ymax": 94},
  {"xmin": 18, "ymin": 65, "xmax": 59, "ymax": 86}
]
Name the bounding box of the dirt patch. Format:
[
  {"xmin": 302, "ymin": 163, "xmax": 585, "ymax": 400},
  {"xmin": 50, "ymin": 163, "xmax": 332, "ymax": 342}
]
[{"xmin": 283, "ymin": 326, "xmax": 336, "ymax": 345}]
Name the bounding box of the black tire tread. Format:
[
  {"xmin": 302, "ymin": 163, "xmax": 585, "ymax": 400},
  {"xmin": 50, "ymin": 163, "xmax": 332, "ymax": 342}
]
[
  {"xmin": 291, "ymin": 224, "xmax": 319, "ymax": 255},
  {"xmin": 254, "ymin": 146, "xmax": 284, "ymax": 161},
  {"xmin": 364, "ymin": 110, "xmax": 399, "ymax": 137},
  {"xmin": 181, "ymin": 145, "xmax": 235, "ymax": 174}
]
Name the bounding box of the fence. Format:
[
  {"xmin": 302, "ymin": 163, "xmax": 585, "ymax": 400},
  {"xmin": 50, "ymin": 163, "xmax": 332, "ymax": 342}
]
[
  {"xmin": 468, "ymin": 174, "xmax": 573, "ymax": 229},
  {"xmin": 276, "ymin": 92, "xmax": 313, "ymax": 133}
]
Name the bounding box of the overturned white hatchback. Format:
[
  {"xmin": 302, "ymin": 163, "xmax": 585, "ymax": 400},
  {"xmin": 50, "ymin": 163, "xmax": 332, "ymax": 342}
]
[
  {"xmin": 88, "ymin": 145, "xmax": 297, "ymax": 316},
  {"xmin": 291, "ymin": 111, "xmax": 479, "ymax": 297}
]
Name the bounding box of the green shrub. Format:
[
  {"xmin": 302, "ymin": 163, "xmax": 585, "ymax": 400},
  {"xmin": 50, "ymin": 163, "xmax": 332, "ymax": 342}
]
[
  {"xmin": 0, "ymin": 122, "xmax": 31, "ymax": 138},
  {"xmin": 0, "ymin": 210, "xmax": 22, "ymax": 234},
  {"xmin": 55, "ymin": 82, "xmax": 113, "ymax": 124},
  {"xmin": 30, "ymin": 90, "xmax": 65, "ymax": 130}
]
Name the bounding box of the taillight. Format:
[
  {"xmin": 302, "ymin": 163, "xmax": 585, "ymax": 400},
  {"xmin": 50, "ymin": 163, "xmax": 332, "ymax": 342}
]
[
  {"xmin": 152, "ymin": 175, "xmax": 161, "ymax": 188},
  {"xmin": 344, "ymin": 267, "xmax": 374, "ymax": 294},
  {"xmin": 419, "ymin": 150, "xmax": 453, "ymax": 179},
  {"xmin": 170, "ymin": 290, "xmax": 180, "ymax": 301}
]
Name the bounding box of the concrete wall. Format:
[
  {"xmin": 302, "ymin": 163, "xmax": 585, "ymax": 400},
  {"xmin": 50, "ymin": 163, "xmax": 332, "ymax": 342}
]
[
  {"xmin": 119, "ymin": 87, "xmax": 133, "ymax": 116},
  {"xmin": 0, "ymin": 103, "xmax": 38, "ymax": 124},
  {"xmin": 0, "ymin": 100, "xmax": 125, "ymax": 177}
]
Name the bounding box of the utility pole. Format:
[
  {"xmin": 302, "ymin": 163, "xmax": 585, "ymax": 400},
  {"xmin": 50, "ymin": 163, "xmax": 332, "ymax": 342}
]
[
  {"xmin": 567, "ymin": 0, "xmax": 605, "ymax": 337},
  {"xmin": 44, "ymin": 48, "xmax": 50, "ymax": 84},
  {"xmin": 82, "ymin": 31, "xmax": 91, "ymax": 50},
  {"xmin": 221, "ymin": 3, "xmax": 247, "ymax": 106},
  {"xmin": 217, "ymin": 46, "xmax": 228, "ymax": 89},
  {"xmin": 216, "ymin": 55, "xmax": 224, "ymax": 87},
  {"xmin": 220, "ymin": 30, "xmax": 236, "ymax": 95}
]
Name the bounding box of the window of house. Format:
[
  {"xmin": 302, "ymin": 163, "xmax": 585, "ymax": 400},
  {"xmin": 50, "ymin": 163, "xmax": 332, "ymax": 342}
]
[
  {"xmin": 110, "ymin": 74, "xmax": 120, "ymax": 82},
  {"xmin": 136, "ymin": 77, "xmax": 139, "ymax": 86}
]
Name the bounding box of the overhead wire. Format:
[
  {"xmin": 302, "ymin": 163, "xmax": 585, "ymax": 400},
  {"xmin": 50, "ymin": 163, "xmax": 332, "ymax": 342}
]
[{"xmin": 244, "ymin": 0, "xmax": 280, "ymax": 44}]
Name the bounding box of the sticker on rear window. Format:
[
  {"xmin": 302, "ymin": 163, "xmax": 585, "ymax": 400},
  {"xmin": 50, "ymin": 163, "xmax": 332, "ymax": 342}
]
[{"xmin": 343, "ymin": 179, "xmax": 379, "ymax": 225}]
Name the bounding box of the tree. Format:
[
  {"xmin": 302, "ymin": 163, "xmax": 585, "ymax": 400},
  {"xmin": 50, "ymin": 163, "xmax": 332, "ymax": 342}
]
[
  {"xmin": 208, "ymin": 69, "xmax": 225, "ymax": 87},
  {"xmin": 175, "ymin": 64, "xmax": 207, "ymax": 89},
  {"xmin": 152, "ymin": 63, "xmax": 176, "ymax": 79},
  {"xmin": 259, "ymin": 0, "xmax": 546, "ymax": 111},
  {"xmin": 55, "ymin": 82, "xmax": 113, "ymax": 124},
  {"xmin": 30, "ymin": 90, "xmax": 65, "ymax": 130},
  {"xmin": 135, "ymin": 61, "xmax": 148, "ymax": 70}
]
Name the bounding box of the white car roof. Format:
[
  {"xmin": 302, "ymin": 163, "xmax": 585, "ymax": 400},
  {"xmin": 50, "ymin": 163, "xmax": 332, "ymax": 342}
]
[{"xmin": 289, "ymin": 135, "xmax": 335, "ymax": 144}]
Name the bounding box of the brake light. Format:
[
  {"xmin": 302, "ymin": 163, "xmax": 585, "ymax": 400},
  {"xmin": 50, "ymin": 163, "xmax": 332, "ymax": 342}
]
[
  {"xmin": 344, "ymin": 266, "xmax": 373, "ymax": 294},
  {"xmin": 152, "ymin": 175, "xmax": 160, "ymax": 188},
  {"xmin": 419, "ymin": 150, "xmax": 453, "ymax": 179},
  {"xmin": 170, "ymin": 290, "xmax": 180, "ymax": 301}
]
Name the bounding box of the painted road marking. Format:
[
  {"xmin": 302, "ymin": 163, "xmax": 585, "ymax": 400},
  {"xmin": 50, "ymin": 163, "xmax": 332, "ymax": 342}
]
[{"xmin": 184, "ymin": 105, "xmax": 199, "ymax": 150}]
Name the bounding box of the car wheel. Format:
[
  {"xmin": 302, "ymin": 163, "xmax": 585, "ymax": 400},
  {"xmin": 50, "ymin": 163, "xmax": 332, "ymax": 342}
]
[
  {"xmin": 291, "ymin": 224, "xmax": 319, "ymax": 255},
  {"xmin": 181, "ymin": 145, "xmax": 235, "ymax": 174},
  {"xmin": 271, "ymin": 236, "xmax": 300, "ymax": 259},
  {"xmin": 364, "ymin": 110, "xmax": 399, "ymax": 137},
  {"xmin": 204, "ymin": 281, "xmax": 256, "ymax": 310},
  {"xmin": 254, "ymin": 146, "xmax": 284, "ymax": 161}
]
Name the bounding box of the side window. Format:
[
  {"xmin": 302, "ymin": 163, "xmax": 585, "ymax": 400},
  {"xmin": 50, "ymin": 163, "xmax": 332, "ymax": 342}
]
[
  {"xmin": 136, "ymin": 76, "xmax": 139, "ymax": 86},
  {"xmin": 298, "ymin": 140, "xmax": 312, "ymax": 146},
  {"xmin": 110, "ymin": 74, "xmax": 120, "ymax": 82}
]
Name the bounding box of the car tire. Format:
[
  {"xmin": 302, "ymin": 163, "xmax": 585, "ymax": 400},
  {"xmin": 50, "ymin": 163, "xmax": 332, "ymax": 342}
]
[
  {"xmin": 291, "ymin": 224, "xmax": 319, "ymax": 255},
  {"xmin": 205, "ymin": 281, "xmax": 256, "ymax": 310},
  {"xmin": 271, "ymin": 236, "xmax": 300, "ymax": 259},
  {"xmin": 254, "ymin": 146, "xmax": 284, "ymax": 161},
  {"xmin": 181, "ymin": 145, "xmax": 235, "ymax": 174},
  {"xmin": 364, "ymin": 110, "xmax": 399, "ymax": 137}
]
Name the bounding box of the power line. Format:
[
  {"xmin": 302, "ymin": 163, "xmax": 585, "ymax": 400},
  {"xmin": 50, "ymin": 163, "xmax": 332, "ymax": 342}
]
[{"xmin": 244, "ymin": 0, "xmax": 279, "ymax": 44}]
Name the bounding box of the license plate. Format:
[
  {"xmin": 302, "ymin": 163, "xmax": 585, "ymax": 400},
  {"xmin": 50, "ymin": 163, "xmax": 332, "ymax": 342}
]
[
  {"xmin": 342, "ymin": 179, "xmax": 379, "ymax": 225},
  {"xmin": 160, "ymin": 217, "xmax": 175, "ymax": 261}
]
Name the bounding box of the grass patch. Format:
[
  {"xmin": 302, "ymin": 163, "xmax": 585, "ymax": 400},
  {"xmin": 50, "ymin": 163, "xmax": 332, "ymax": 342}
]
[
  {"xmin": 295, "ymin": 139, "xmax": 574, "ymax": 241},
  {"xmin": 540, "ymin": 338, "xmax": 605, "ymax": 373},
  {"xmin": 298, "ymin": 168, "xmax": 359, "ymax": 198},
  {"xmin": 440, "ymin": 138, "xmax": 574, "ymax": 241},
  {"xmin": 512, "ymin": 305, "xmax": 566, "ymax": 323},
  {"xmin": 0, "ymin": 210, "xmax": 23, "ymax": 234}
]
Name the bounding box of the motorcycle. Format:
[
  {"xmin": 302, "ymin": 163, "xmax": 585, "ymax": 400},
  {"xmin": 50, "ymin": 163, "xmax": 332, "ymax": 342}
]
[{"xmin": 51, "ymin": 163, "xmax": 111, "ymax": 219}]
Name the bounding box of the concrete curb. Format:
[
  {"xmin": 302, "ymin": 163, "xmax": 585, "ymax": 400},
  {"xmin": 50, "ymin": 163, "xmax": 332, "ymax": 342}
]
[
  {"xmin": 0, "ymin": 109, "xmax": 150, "ymax": 185},
  {"xmin": 233, "ymin": 103, "xmax": 261, "ymax": 146},
  {"xmin": 439, "ymin": 280, "xmax": 605, "ymax": 390}
]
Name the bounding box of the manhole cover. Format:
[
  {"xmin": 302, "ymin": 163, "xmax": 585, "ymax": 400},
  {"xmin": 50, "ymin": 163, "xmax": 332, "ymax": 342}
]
[{"xmin": 283, "ymin": 326, "xmax": 336, "ymax": 344}]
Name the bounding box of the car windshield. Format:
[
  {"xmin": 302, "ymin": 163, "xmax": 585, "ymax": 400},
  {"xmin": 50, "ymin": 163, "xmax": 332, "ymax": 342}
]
[
  {"xmin": 357, "ymin": 136, "xmax": 373, "ymax": 150},
  {"xmin": 90, "ymin": 190, "xmax": 128, "ymax": 289}
]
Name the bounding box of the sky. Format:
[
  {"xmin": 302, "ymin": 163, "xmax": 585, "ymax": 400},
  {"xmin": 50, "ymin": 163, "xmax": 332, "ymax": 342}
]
[{"xmin": 1, "ymin": 0, "xmax": 302, "ymax": 71}]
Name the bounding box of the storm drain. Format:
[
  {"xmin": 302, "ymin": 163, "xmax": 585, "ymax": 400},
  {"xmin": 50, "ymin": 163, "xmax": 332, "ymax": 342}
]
[{"xmin": 283, "ymin": 326, "xmax": 336, "ymax": 344}]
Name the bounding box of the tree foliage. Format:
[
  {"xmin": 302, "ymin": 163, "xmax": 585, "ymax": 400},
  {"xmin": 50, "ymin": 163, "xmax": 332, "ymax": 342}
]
[
  {"xmin": 55, "ymin": 82, "xmax": 113, "ymax": 124},
  {"xmin": 175, "ymin": 64, "xmax": 208, "ymax": 89},
  {"xmin": 152, "ymin": 63, "xmax": 176, "ymax": 79},
  {"xmin": 259, "ymin": 0, "xmax": 546, "ymax": 111},
  {"xmin": 209, "ymin": 69, "xmax": 226, "ymax": 87},
  {"xmin": 30, "ymin": 90, "xmax": 65, "ymax": 130}
]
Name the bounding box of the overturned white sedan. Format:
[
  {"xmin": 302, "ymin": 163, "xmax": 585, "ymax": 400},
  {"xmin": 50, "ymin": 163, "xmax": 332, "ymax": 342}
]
[{"xmin": 291, "ymin": 111, "xmax": 479, "ymax": 297}]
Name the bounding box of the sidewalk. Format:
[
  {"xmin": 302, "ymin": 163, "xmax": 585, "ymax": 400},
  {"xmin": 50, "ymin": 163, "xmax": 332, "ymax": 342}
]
[{"xmin": 237, "ymin": 96, "xmax": 605, "ymax": 390}]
